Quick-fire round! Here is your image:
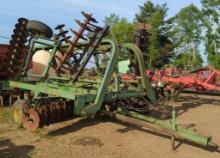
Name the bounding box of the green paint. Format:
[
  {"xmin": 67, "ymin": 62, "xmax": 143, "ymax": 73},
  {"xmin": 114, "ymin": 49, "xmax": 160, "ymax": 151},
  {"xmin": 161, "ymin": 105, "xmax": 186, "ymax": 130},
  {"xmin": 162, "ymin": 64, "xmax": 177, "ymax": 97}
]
[
  {"xmin": 82, "ymin": 39, "xmax": 118, "ymax": 115},
  {"xmin": 117, "ymin": 107, "xmax": 211, "ymax": 146},
  {"xmin": 118, "ymin": 60, "xmax": 130, "ymax": 73},
  {"xmin": 122, "ymin": 43, "xmax": 156, "ymax": 103}
]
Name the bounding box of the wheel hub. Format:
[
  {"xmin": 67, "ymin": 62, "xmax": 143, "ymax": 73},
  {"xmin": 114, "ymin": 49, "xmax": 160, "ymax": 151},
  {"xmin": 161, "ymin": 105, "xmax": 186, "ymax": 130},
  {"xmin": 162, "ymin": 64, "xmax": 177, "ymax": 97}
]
[
  {"xmin": 22, "ymin": 109, "xmax": 40, "ymax": 131},
  {"xmin": 13, "ymin": 107, "xmax": 21, "ymax": 123}
]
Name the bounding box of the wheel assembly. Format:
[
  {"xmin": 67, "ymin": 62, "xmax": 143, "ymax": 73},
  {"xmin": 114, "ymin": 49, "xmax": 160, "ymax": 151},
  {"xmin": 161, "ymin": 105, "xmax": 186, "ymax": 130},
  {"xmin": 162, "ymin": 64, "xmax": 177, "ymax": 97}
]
[
  {"xmin": 34, "ymin": 99, "xmax": 73, "ymax": 127},
  {"xmin": 11, "ymin": 100, "xmax": 27, "ymax": 128},
  {"xmin": 14, "ymin": 98, "xmax": 74, "ymax": 131},
  {"xmin": 22, "ymin": 108, "xmax": 40, "ymax": 131},
  {"xmin": 26, "ymin": 20, "xmax": 53, "ymax": 38}
]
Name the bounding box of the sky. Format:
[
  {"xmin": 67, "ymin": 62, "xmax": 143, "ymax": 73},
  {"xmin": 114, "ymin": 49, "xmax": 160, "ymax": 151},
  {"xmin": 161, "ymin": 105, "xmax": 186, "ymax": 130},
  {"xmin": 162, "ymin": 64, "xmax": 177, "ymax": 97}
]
[{"xmin": 0, "ymin": 0, "xmax": 202, "ymax": 44}]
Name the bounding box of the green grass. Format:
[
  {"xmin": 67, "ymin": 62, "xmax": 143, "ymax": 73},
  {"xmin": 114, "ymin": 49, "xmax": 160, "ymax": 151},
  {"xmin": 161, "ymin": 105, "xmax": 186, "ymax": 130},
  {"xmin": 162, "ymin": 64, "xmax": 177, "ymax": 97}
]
[
  {"xmin": 28, "ymin": 150, "xmax": 38, "ymax": 156},
  {"xmin": 0, "ymin": 136, "xmax": 7, "ymax": 141},
  {"xmin": 0, "ymin": 107, "xmax": 10, "ymax": 117},
  {"xmin": 0, "ymin": 107, "xmax": 17, "ymax": 133},
  {"xmin": 33, "ymin": 128, "xmax": 52, "ymax": 139},
  {"xmin": 0, "ymin": 107, "xmax": 10, "ymax": 123}
]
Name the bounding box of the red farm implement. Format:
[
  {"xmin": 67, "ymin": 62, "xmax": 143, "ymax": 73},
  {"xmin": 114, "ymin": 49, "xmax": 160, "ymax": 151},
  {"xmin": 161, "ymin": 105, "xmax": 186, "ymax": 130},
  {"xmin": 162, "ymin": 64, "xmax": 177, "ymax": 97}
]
[
  {"xmin": 121, "ymin": 66, "xmax": 220, "ymax": 98},
  {"xmin": 145, "ymin": 66, "xmax": 220, "ymax": 92}
]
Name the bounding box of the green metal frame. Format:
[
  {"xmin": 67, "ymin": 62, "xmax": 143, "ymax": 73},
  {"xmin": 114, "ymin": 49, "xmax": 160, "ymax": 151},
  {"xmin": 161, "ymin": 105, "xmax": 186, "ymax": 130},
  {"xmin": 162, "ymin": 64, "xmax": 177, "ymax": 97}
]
[
  {"xmin": 116, "ymin": 107, "xmax": 214, "ymax": 147},
  {"xmin": 23, "ymin": 36, "xmax": 62, "ymax": 79},
  {"xmin": 8, "ymin": 37, "xmax": 218, "ymax": 149},
  {"xmin": 122, "ymin": 43, "xmax": 156, "ymax": 103}
]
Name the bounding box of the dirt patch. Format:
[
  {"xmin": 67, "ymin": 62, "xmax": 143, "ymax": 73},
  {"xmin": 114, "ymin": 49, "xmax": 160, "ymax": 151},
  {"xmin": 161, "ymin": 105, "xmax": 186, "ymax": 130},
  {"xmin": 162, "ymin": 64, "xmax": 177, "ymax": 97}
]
[{"xmin": 73, "ymin": 136, "xmax": 104, "ymax": 147}]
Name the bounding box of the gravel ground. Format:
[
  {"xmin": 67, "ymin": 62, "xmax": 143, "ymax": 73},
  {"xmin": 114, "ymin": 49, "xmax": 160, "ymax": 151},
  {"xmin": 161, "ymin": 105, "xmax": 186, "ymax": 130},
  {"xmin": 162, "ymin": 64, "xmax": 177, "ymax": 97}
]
[{"xmin": 0, "ymin": 93, "xmax": 220, "ymax": 158}]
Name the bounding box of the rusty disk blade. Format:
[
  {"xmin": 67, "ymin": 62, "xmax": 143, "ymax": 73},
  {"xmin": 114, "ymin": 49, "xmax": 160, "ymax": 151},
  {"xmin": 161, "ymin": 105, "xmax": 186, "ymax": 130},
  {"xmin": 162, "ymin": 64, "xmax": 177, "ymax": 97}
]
[
  {"xmin": 22, "ymin": 109, "xmax": 40, "ymax": 131},
  {"xmin": 43, "ymin": 104, "xmax": 50, "ymax": 126},
  {"xmin": 37, "ymin": 105, "xmax": 44, "ymax": 127},
  {"xmin": 81, "ymin": 11, "xmax": 97, "ymax": 23},
  {"xmin": 56, "ymin": 30, "xmax": 69, "ymax": 37},
  {"xmin": 55, "ymin": 24, "xmax": 65, "ymax": 30},
  {"xmin": 18, "ymin": 18, "xmax": 28, "ymax": 24}
]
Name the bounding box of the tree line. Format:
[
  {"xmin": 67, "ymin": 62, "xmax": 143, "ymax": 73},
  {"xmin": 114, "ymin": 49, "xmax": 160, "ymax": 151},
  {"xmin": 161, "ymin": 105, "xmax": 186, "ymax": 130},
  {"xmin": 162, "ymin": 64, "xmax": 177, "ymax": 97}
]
[{"xmin": 104, "ymin": 0, "xmax": 220, "ymax": 70}]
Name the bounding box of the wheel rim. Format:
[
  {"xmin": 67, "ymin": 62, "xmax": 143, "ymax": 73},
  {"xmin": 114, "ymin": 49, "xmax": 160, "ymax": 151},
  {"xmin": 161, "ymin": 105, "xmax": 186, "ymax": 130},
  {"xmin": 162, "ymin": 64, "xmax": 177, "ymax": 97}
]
[{"xmin": 13, "ymin": 107, "xmax": 21, "ymax": 123}]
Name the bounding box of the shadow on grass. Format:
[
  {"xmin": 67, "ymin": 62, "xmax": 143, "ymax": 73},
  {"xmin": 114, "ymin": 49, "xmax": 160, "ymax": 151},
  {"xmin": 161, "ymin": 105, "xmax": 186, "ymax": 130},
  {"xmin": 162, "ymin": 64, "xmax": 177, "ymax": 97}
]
[
  {"xmin": 48, "ymin": 117, "xmax": 105, "ymax": 136},
  {"xmin": 171, "ymin": 94, "xmax": 220, "ymax": 116},
  {"xmin": 0, "ymin": 138, "xmax": 35, "ymax": 158}
]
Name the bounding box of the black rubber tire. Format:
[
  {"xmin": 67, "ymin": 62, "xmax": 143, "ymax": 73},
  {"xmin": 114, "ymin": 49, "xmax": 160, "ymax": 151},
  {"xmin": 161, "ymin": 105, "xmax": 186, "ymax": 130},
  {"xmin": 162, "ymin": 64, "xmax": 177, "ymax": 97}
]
[
  {"xmin": 26, "ymin": 20, "xmax": 53, "ymax": 38},
  {"xmin": 11, "ymin": 100, "xmax": 27, "ymax": 128}
]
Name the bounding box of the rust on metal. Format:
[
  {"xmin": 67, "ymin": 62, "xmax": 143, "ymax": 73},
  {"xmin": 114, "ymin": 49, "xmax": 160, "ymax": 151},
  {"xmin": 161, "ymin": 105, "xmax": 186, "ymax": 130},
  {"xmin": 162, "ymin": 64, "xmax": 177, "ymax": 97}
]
[{"xmin": 22, "ymin": 108, "xmax": 40, "ymax": 131}]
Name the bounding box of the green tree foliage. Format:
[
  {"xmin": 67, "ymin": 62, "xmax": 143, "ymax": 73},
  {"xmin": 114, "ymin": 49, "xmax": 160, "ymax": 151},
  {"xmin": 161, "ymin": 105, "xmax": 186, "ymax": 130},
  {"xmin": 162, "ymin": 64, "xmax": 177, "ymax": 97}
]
[
  {"xmin": 110, "ymin": 19, "xmax": 135, "ymax": 44},
  {"xmin": 201, "ymin": 0, "xmax": 220, "ymax": 69},
  {"xmin": 135, "ymin": 1, "xmax": 174, "ymax": 68},
  {"xmin": 172, "ymin": 4, "xmax": 203, "ymax": 68},
  {"xmin": 104, "ymin": 14, "xmax": 135, "ymax": 44},
  {"xmin": 103, "ymin": 13, "xmax": 120, "ymax": 26},
  {"xmin": 174, "ymin": 52, "xmax": 203, "ymax": 69},
  {"xmin": 135, "ymin": 1, "xmax": 167, "ymax": 24},
  {"xmin": 103, "ymin": 14, "xmax": 135, "ymax": 60}
]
